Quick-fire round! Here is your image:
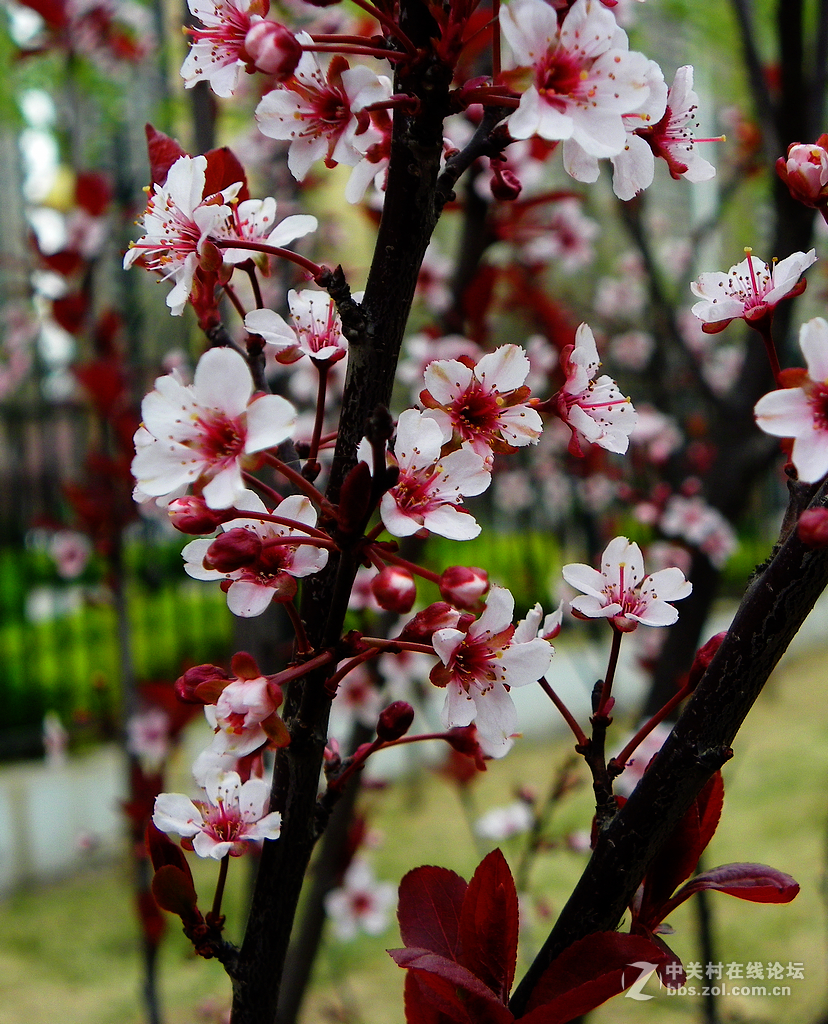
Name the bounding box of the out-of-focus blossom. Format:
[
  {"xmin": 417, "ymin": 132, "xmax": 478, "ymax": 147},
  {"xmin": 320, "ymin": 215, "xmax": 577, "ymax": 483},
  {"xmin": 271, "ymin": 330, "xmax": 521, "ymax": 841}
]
[{"xmin": 324, "ymin": 859, "xmax": 397, "ymax": 940}]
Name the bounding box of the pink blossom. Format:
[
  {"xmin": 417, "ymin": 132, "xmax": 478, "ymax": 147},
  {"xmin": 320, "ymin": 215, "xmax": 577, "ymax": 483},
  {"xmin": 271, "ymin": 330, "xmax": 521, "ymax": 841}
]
[
  {"xmin": 562, "ymin": 56, "xmax": 667, "ymax": 199},
  {"xmin": 153, "ymin": 771, "xmax": 282, "ymax": 859},
  {"xmin": 331, "ymin": 664, "xmax": 384, "ymax": 734},
  {"xmin": 563, "ymin": 536, "xmax": 692, "ymax": 632},
  {"xmin": 180, "ymin": 0, "xmax": 262, "ymax": 97},
  {"xmin": 324, "ymin": 859, "xmax": 397, "ymax": 940},
  {"xmin": 397, "ymin": 333, "xmax": 483, "ymax": 405},
  {"xmin": 245, "ymin": 288, "xmax": 350, "ymax": 364},
  {"xmin": 691, "ymin": 248, "xmax": 817, "ymax": 331},
  {"xmin": 420, "ymin": 345, "xmax": 543, "ymax": 455},
  {"xmin": 430, "ymin": 586, "xmax": 554, "ymax": 757},
  {"xmin": 376, "ymin": 409, "xmax": 492, "ymax": 541},
  {"xmin": 50, "ymin": 530, "xmax": 92, "ymax": 578},
  {"xmin": 755, "ymin": 317, "xmax": 828, "ymax": 482},
  {"xmin": 132, "ymin": 347, "xmax": 296, "ymax": 509},
  {"xmin": 612, "ymin": 722, "xmax": 671, "ymax": 797},
  {"xmin": 183, "ymin": 490, "xmax": 329, "ymax": 616},
  {"xmin": 255, "ymin": 35, "xmax": 392, "ymax": 181},
  {"xmin": 475, "ymin": 800, "xmax": 534, "ymax": 840},
  {"xmin": 777, "ymin": 137, "xmax": 828, "ymax": 209},
  {"xmin": 659, "ymin": 495, "xmax": 737, "ymax": 568},
  {"xmin": 127, "ymin": 708, "xmax": 171, "ymax": 768},
  {"xmin": 123, "ymin": 155, "xmax": 241, "ymax": 315},
  {"xmin": 501, "ymin": 0, "xmax": 654, "ymax": 157},
  {"xmin": 552, "ymin": 323, "xmax": 637, "ymax": 456},
  {"xmin": 635, "ymin": 65, "xmax": 717, "ymax": 185},
  {"xmin": 218, "ymin": 198, "xmax": 317, "ymax": 265}
]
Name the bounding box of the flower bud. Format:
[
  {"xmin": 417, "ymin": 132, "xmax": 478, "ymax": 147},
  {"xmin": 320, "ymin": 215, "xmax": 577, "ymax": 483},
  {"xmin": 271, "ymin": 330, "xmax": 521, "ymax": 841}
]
[
  {"xmin": 445, "ymin": 725, "xmax": 487, "ymax": 771},
  {"xmin": 439, "ymin": 566, "xmax": 489, "ymax": 609},
  {"xmin": 798, "ymin": 507, "xmax": 828, "ymax": 548},
  {"xmin": 376, "ymin": 701, "xmax": 415, "ymax": 742},
  {"xmin": 372, "ymin": 565, "xmax": 417, "ymax": 613},
  {"xmin": 174, "ymin": 663, "xmax": 231, "ymax": 704},
  {"xmin": 204, "ymin": 528, "xmax": 262, "ymax": 572},
  {"xmin": 489, "ymin": 163, "xmax": 522, "ymax": 201},
  {"xmin": 777, "ymin": 138, "xmax": 828, "ymax": 208},
  {"xmin": 168, "ymin": 496, "xmax": 227, "ymax": 535},
  {"xmin": 687, "ymin": 631, "xmax": 726, "ymax": 690},
  {"xmin": 243, "ymin": 21, "xmax": 302, "ymax": 80},
  {"xmin": 398, "ymin": 602, "xmax": 471, "ymax": 642}
]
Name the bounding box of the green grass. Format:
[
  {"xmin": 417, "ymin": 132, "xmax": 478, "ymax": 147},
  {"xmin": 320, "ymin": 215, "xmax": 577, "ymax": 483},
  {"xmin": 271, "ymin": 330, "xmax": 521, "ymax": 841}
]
[{"xmin": 3, "ymin": 644, "xmax": 828, "ymax": 1024}]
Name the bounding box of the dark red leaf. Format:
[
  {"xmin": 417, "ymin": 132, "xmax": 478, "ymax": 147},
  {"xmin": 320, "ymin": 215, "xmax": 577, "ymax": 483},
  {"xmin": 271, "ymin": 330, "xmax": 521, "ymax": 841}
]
[
  {"xmin": 145, "ymin": 124, "xmax": 188, "ymax": 187},
  {"xmin": 397, "ymin": 865, "xmax": 467, "ymax": 959},
  {"xmin": 524, "ymin": 931, "xmax": 672, "ymax": 1018},
  {"xmin": 52, "ymin": 292, "xmax": 89, "ymax": 334},
  {"xmin": 459, "ymin": 849, "xmax": 519, "ymax": 999},
  {"xmin": 145, "ymin": 821, "xmax": 194, "ymax": 882},
  {"xmin": 668, "ymin": 863, "xmax": 800, "ymax": 909},
  {"xmin": 638, "ymin": 771, "xmax": 724, "ymax": 924},
  {"xmin": 151, "ymin": 864, "xmax": 200, "ymax": 919},
  {"xmin": 75, "ymin": 171, "xmax": 112, "ymax": 216},
  {"xmin": 389, "ymin": 949, "xmax": 513, "ymax": 1024},
  {"xmin": 403, "ymin": 972, "xmax": 456, "ymax": 1024},
  {"xmin": 40, "ymin": 249, "xmax": 84, "ymax": 277},
  {"xmin": 204, "ymin": 146, "xmax": 250, "ymax": 202}
]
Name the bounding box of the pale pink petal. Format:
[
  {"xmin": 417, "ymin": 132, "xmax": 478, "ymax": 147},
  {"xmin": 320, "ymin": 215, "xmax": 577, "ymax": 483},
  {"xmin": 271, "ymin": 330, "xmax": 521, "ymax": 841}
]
[
  {"xmin": 226, "ymin": 580, "xmax": 275, "ymax": 617},
  {"xmin": 194, "ymin": 348, "xmax": 252, "ymax": 415}
]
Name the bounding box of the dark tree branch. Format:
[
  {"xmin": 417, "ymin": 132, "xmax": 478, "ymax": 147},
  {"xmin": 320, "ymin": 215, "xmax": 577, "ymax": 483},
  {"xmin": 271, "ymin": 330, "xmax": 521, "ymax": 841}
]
[{"xmin": 511, "ymin": 476, "xmax": 828, "ymax": 1015}]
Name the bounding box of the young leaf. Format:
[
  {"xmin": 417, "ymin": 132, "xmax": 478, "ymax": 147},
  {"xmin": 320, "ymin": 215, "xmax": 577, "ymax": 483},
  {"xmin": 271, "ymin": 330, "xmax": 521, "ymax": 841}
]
[
  {"xmin": 389, "ymin": 948, "xmax": 513, "ymax": 1024},
  {"xmin": 144, "ymin": 124, "xmax": 187, "ymax": 187},
  {"xmin": 459, "ymin": 848, "xmax": 519, "ymax": 1000},
  {"xmin": 523, "ymin": 931, "xmax": 672, "ymax": 1019},
  {"xmin": 667, "ymin": 862, "xmax": 800, "ymax": 908},
  {"xmin": 397, "ymin": 865, "xmax": 467, "ymax": 959},
  {"xmin": 151, "ymin": 864, "xmax": 201, "ymax": 921}
]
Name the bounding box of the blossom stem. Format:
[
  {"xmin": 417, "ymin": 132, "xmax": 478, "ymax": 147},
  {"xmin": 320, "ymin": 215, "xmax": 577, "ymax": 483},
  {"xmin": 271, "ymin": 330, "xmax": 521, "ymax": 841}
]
[
  {"xmin": 272, "ymin": 649, "xmax": 338, "ymax": 688},
  {"xmin": 752, "ymin": 317, "xmax": 782, "ymax": 384},
  {"xmin": 222, "ymin": 281, "xmax": 248, "ymax": 321},
  {"xmin": 347, "ymin": 0, "xmax": 417, "ymax": 54},
  {"xmin": 306, "ymin": 362, "xmax": 329, "ymax": 470},
  {"xmin": 608, "ymin": 682, "xmax": 691, "ymax": 780},
  {"xmin": 261, "ymin": 534, "xmax": 339, "ymax": 550},
  {"xmin": 599, "ymin": 626, "xmax": 624, "ymax": 713},
  {"xmin": 359, "ymin": 636, "xmax": 436, "ymax": 656},
  {"xmin": 323, "ymin": 650, "xmax": 380, "ymax": 696},
  {"xmin": 227, "ymin": 506, "xmax": 331, "ymax": 540},
  {"xmin": 458, "ymin": 86, "xmax": 519, "ymax": 107},
  {"xmin": 537, "ymin": 677, "xmax": 588, "ymax": 745},
  {"xmin": 241, "ymin": 471, "xmax": 284, "ymax": 506},
  {"xmin": 261, "ymin": 453, "xmax": 332, "ymax": 512},
  {"xmin": 208, "ymin": 236, "xmax": 325, "ymax": 279},
  {"xmin": 211, "ymin": 854, "xmax": 230, "ymax": 921},
  {"xmin": 284, "ymin": 600, "xmax": 312, "ymax": 655},
  {"xmin": 361, "ymin": 95, "xmax": 421, "ymax": 114},
  {"xmin": 366, "ymin": 544, "xmax": 441, "ymax": 585},
  {"xmin": 301, "ymin": 42, "xmax": 411, "ymax": 61},
  {"xmin": 242, "ymin": 262, "xmax": 265, "ymax": 310}
]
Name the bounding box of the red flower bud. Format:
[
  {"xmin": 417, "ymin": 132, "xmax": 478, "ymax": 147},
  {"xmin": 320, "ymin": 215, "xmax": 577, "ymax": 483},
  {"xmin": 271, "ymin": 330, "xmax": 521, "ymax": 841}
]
[
  {"xmin": 372, "ymin": 565, "xmax": 417, "ymax": 613},
  {"xmin": 439, "ymin": 565, "xmax": 489, "ymax": 609},
  {"xmin": 376, "ymin": 701, "xmax": 415, "ymax": 742},
  {"xmin": 168, "ymin": 496, "xmax": 228, "ymax": 535},
  {"xmin": 444, "ymin": 725, "xmax": 488, "ymax": 771},
  {"xmin": 687, "ymin": 631, "xmax": 726, "ymax": 691},
  {"xmin": 203, "ymin": 528, "xmax": 262, "ymax": 571},
  {"xmin": 489, "ymin": 162, "xmax": 522, "ymax": 201},
  {"xmin": 174, "ymin": 663, "xmax": 231, "ymax": 704},
  {"xmin": 798, "ymin": 507, "xmax": 828, "ymax": 547},
  {"xmin": 776, "ymin": 137, "xmax": 828, "ymax": 209},
  {"xmin": 398, "ymin": 602, "xmax": 470, "ymax": 642},
  {"xmin": 243, "ymin": 20, "xmax": 302, "ymax": 79}
]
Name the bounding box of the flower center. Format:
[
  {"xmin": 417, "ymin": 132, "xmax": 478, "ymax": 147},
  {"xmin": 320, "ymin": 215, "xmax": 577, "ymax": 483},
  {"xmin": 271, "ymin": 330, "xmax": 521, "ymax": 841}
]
[
  {"xmin": 196, "ymin": 412, "xmax": 246, "ymax": 465},
  {"xmin": 536, "ymin": 49, "xmax": 585, "ymax": 110},
  {"xmin": 807, "ymin": 381, "xmax": 828, "ymax": 430}
]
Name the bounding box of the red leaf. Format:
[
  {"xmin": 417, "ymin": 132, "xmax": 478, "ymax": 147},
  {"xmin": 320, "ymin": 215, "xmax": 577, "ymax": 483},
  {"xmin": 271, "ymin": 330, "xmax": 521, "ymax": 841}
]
[
  {"xmin": 404, "ymin": 972, "xmax": 456, "ymax": 1024},
  {"xmin": 204, "ymin": 146, "xmax": 250, "ymax": 202},
  {"xmin": 524, "ymin": 932, "xmax": 672, "ymax": 1019},
  {"xmin": 668, "ymin": 863, "xmax": 800, "ymax": 908},
  {"xmin": 75, "ymin": 171, "xmax": 112, "ymax": 216},
  {"xmin": 151, "ymin": 864, "xmax": 200, "ymax": 920},
  {"xmin": 459, "ymin": 849, "xmax": 519, "ymax": 1000},
  {"xmin": 145, "ymin": 821, "xmax": 194, "ymax": 882},
  {"xmin": 638, "ymin": 771, "xmax": 724, "ymax": 924},
  {"xmin": 145, "ymin": 124, "xmax": 188, "ymax": 187},
  {"xmin": 389, "ymin": 949, "xmax": 513, "ymax": 1024},
  {"xmin": 397, "ymin": 865, "xmax": 467, "ymax": 960},
  {"xmin": 52, "ymin": 292, "xmax": 88, "ymax": 334}
]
